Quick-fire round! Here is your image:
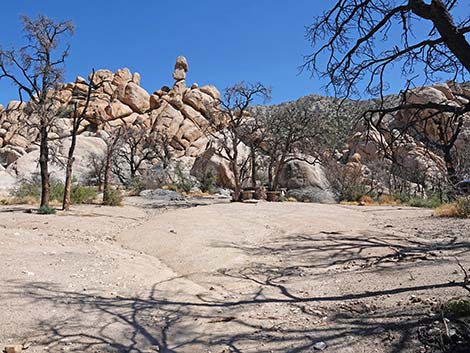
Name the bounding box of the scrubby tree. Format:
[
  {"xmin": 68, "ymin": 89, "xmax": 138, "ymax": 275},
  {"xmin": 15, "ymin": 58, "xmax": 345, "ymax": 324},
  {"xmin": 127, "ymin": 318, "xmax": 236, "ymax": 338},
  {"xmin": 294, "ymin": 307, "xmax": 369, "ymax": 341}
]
[
  {"xmin": 114, "ymin": 126, "xmax": 170, "ymax": 184},
  {"xmin": 0, "ymin": 15, "xmax": 74, "ymax": 208},
  {"xmin": 206, "ymin": 82, "xmax": 271, "ymax": 201},
  {"xmin": 252, "ymin": 101, "xmax": 326, "ymax": 191},
  {"xmin": 102, "ymin": 127, "xmax": 124, "ymax": 205},
  {"xmin": 85, "ymin": 152, "xmax": 106, "ymax": 191},
  {"xmin": 305, "ymin": 0, "xmax": 470, "ymax": 185}
]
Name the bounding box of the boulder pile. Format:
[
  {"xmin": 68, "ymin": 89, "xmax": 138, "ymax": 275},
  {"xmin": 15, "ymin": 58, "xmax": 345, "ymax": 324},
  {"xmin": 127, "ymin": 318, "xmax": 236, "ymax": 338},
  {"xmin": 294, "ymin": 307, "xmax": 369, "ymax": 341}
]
[
  {"xmin": 342, "ymin": 83, "xmax": 470, "ymax": 185},
  {"xmin": 0, "ymin": 56, "xmax": 221, "ymax": 183},
  {"xmin": 0, "ymin": 58, "xmax": 468, "ymax": 198}
]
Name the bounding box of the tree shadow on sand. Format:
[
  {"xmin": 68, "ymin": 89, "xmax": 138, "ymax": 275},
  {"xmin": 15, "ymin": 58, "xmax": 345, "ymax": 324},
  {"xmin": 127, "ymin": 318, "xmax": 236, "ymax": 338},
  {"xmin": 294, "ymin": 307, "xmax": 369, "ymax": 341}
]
[
  {"xmin": 211, "ymin": 230, "xmax": 470, "ymax": 275},
  {"xmin": 5, "ymin": 270, "xmax": 469, "ymax": 353},
  {"xmin": 4, "ymin": 225, "xmax": 470, "ymax": 352}
]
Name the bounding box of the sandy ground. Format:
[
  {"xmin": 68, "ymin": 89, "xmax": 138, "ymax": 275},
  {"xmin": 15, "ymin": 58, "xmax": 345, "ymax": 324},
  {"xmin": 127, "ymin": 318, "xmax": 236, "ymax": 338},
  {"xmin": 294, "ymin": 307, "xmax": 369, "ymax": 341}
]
[{"xmin": 0, "ymin": 200, "xmax": 469, "ymax": 353}]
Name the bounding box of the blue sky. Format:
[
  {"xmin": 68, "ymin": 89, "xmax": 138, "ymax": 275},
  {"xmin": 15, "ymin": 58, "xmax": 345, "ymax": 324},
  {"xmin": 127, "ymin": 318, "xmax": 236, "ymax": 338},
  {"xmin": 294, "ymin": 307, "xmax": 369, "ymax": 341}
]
[{"xmin": 0, "ymin": 1, "xmax": 468, "ymax": 105}]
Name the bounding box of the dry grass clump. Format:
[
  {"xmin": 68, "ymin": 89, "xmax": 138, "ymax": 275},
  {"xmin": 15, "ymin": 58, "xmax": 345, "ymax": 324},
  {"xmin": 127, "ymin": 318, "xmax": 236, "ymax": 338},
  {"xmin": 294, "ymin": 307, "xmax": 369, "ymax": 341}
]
[
  {"xmin": 341, "ymin": 194, "xmax": 401, "ymax": 206},
  {"xmin": 435, "ymin": 197, "xmax": 470, "ymax": 218},
  {"xmin": 187, "ymin": 190, "xmax": 210, "ymax": 198},
  {"xmin": 342, "ymin": 193, "xmax": 446, "ymax": 209},
  {"xmin": 435, "ymin": 203, "xmax": 460, "ymax": 217},
  {"xmin": 378, "ymin": 194, "xmax": 401, "ymax": 206},
  {"xmin": 2, "ymin": 195, "xmax": 39, "ymax": 205},
  {"xmin": 359, "ymin": 195, "xmax": 375, "ymax": 205}
]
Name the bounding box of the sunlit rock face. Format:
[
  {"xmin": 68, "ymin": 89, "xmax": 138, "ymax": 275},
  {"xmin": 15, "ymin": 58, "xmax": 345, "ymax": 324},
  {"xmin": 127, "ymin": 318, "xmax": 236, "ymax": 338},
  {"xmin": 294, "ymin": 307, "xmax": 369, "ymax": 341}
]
[{"xmin": 0, "ymin": 56, "xmax": 222, "ymax": 184}]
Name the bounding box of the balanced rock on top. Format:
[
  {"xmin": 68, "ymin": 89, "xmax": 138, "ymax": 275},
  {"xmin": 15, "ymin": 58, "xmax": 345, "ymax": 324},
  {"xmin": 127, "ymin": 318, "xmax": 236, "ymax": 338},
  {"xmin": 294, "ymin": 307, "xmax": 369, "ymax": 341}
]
[{"xmin": 173, "ymin": 55, "xmax": 189, "ymax": 81}]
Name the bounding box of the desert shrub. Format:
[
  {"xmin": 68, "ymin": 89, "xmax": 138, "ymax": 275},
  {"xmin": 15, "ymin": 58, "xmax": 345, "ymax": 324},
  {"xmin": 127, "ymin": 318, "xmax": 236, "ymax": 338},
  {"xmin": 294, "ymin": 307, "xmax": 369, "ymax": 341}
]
[
  {"xmin": 172, "ymin": 162, "xmax": 195, "ymax": 193},
  {"xmin": 443, "ymin": 299, "xmax": 470, "ymax": 318},
  {"xmin": 391, "ymin": 192, "xmax": 412, "ymax": 204},
  {"xmin": 456, "ymin": 196, "xmax": 470, "ymax": 218},
  {"xmin": 342, "ymin": 183, "xmax": 369, "ymax": 202},
  {"xmin": 11, "ymin": 176, "xmax": 64, "ymax": 203},
  {"xmin": 435, "ymin": 203, "xmax": 460, "ymax": 217},
  {"xmin": 199, "ymin": 171, "xmax": 217, "ymax": 193},
  {"xmin": 324, "ymin": 160, "xmax": 369, "ymax": 202},
  {"xmin": 378, "ymin": 194, "xmax": 400, "ymax": 205},
  {"xmin": 71, "ymin": 185, "xmax": 97, "ymax": 204},
  {"xmin": 12, "ymin": 177, "xmax": 97, "ymax": 205},
  {"xmin": 392, "ymin": 192, "xmax": 443, "ymax": 209},
  {"xmin": 177, "ymin": 178, "xmax": 194, "ymax": 193},
  {"xmin": 359, "ymin": 195, "xmax": 374, "ymax": 205},
  {"xmin": 407, "ymin": 196, "xmax": 442, "ymax": 208},
  {"xmin": 436, "ymin": 197, "xmax": 470, "ymax": 218},
  {"xmin": 37, "ymin": 205, "xmax": 56, "ymax": 215},
  {"xmin": 176, "ymin": 171, "xmax": 194, "ymax": 193},
  {"xmin": 0, "ymin": 199, "xmax": 8, "ymax": 205},
  {"xmin": 127, "ymin": 177, "xmax": 146, "ymax": 196},
  {"xmin": 12, "ymin": 177, "xmax": 46, "ymax": 200},
  {"xmin": 103, "ymin": 189, "xmax": 123, "ymax": 206}
]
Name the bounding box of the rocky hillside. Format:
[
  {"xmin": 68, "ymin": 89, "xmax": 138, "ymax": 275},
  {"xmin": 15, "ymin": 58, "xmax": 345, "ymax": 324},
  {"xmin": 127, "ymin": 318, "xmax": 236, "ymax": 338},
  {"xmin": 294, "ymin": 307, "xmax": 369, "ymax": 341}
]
[
  {"xmin": 0, "ymin": 56, "xmax": 221, "ymax": 188},
  {"xmin": 0, "ymin": 55, "xmax": 469, "ymax": 197},
  {"xmin": 260, "ymin": 84, "xmax": 470, "ymax": 184}
]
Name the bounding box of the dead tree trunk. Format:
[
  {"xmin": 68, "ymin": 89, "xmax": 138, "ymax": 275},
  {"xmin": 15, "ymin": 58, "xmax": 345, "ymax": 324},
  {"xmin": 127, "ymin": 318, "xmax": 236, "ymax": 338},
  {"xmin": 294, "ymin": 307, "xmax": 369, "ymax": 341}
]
[
  {"xmin": 231, "ymin": 159, "xmax": 242, "ymax": 202},
  {"xmin": 443, "ymin": 146, "xmax": 458, "ymax": 186},
  {"xmin": 250, "ymin": 147, "xmax": 256, "ymax": 188},
  {"xmin": 39, "ymin": 124, "xmax": 50, "ymax": 208},
  {"xmin": 62, "ymin": 128, "xmax": 77, "ymax": 210},
  {"xmin": 103, "ymin": 151, "xmax": 113, "ymax": 205},
  {"xmin": 62, "ymin": 71, "xmax": 96, "ymax": 211},
  {"xmin": 103, "ymin": 127, "xmax": 123, "ymax": 205}
]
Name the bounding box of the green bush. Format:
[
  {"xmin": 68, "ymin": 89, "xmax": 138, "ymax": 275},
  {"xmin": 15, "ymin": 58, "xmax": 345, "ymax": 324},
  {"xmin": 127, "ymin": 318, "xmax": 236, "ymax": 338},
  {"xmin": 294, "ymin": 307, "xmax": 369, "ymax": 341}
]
[
  {"xmin": 175, "ymin": 164, "xmax": 195, "ymax": 193},
  {"xmin": 38, "ymin": 205, "xmax": 56, "ymax": 215},
  {"xmin": 71, "ymin": 185, "xmax": 97, "ymax": 204},
  {"xmin": 12, "ymin": 177, "xmax": 97, "ymax": 205},
  {"xmin": 392, "ymin": 192, "xmax": 443, "ymax": 209},
  {"xmin": 443, "ymin": 299, "xmax": 470, "ymax": 318},
  {"xmin": 199, "ymin": 171, "xmax": 217, "ymax": 193},
  {"xmin": 103, "ymin": 189, "xmax": 123, "ymax": 206},
  {"xmin": 128, "ymin": 177, "xmax": 146, "ymax": 196},
  {"xmin": 177, "ymin": 179, "xmax": 194, "ymax": 193},
  {"xmin": 11, "ymin": 176, "xmax": 47, "ymax": 200},
  {"xmin": 456, "ymin": 196, "xmax": 470, "ymax": 218},
  {"xmin": 407, "ymin": 196, "xmax": 442, "ymax": 209}
]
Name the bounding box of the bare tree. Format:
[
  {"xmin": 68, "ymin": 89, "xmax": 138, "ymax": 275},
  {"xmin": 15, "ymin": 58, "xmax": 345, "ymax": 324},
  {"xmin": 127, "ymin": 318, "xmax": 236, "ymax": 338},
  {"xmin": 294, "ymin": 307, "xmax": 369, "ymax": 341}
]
[
  {"xmin": 114, "ymin": 126, "xmax": 170, "ymax": 184},
  {"xmin": 103, "ymin": 127, "xmax": 124, "ymax": 205},
  {"xmin": 206, "ymin": 82, "xmax": 271, "ymax": 201},
  {"xmin": 84, "ymin": 152, "xmax": 106, "ymax": 191},
  {"xmin": 0, "ymin": 15, "xmax": 74, "ymax": 208},
  {"xmin": 253, "ymin": 102, "xmax": 326, "ymax": 191},
  {"xmin": 304, "ymin": 0, "xmax": 470, "ymax": 184},
  {"xmin": 62, "ymin": 70, "xmax": 97, "ymax": 211}
]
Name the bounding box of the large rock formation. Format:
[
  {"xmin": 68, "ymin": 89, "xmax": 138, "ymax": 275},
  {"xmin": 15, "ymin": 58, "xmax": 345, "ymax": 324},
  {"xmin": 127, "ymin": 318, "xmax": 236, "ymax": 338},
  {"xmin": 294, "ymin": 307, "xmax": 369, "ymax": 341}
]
[
  {"xmin": 6, "ymin": 135, "xmax": 107, "ymax": 182},
  {"xmin": 0, "ymin": 165, "xmax": 15, "ymax": 196},
  {"xmin": 278, "ymin": 157, "xmax": 330, "ymax": 191},
  {"xmin": 0, "ymin": 56, "xmax": 221, "ymax": 187},
  {"xmin": 1, "ymin": 55, "xmax": 467, "ymax": 197}
]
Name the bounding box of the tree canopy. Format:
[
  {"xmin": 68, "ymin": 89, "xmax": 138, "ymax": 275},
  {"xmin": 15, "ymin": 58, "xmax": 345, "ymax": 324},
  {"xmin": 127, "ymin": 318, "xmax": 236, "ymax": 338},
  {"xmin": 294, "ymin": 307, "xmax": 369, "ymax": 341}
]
[{"xmin": 304, "ymin": 0, "xmax": 470, "ymax": 99}]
